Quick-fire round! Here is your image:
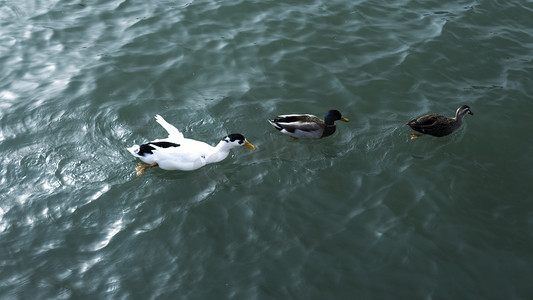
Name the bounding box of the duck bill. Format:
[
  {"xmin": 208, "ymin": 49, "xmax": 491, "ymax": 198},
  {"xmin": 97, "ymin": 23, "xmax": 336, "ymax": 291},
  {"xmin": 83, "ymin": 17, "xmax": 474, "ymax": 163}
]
[
  {"xmin": 468, "ymin": 110, "xmax": 474, "ymax": 115},
  {"xmin": 341, "ymin": 116, "xmax": 349, "ymax": 122},
  {"xmin": 243, "ymin": 140, "xmax": 255, "ymax": 150}
]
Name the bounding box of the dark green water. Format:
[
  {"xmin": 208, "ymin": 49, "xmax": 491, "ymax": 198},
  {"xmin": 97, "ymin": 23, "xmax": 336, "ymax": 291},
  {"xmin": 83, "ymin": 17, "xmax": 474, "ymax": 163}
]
[{"xmin": 1, "ymin": 0, "xmax": 532, "ymax": 298}]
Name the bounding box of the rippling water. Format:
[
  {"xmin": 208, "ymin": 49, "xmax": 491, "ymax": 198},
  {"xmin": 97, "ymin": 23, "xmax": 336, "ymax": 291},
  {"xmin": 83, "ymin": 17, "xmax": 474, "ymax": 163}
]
[{"xmin": 1, "ymin": 0, "xmax": 533, "ymax": 298}]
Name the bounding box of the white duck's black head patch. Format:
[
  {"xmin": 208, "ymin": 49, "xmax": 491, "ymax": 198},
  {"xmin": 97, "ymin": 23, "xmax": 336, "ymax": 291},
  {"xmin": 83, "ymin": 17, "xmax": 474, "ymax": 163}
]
[
  {"xmin": 223, "ymin": 134, "xmax": 246, "ymax": 145},
  {"xmin": 138, "ymin": 141, "xmax": 180, "ymax": 156}
]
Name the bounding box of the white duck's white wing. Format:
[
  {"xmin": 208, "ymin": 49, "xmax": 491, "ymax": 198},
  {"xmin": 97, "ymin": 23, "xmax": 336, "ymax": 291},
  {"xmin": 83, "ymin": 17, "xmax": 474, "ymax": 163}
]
[{"xmin": 155, "ymin": 115, "xmax": 184, "ymax": 140}]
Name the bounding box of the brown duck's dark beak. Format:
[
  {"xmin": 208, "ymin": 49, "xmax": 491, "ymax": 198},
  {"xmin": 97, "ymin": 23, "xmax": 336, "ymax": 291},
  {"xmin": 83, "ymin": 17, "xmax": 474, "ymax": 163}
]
[{"xmin": 468, "ymin": 110, "xmax": 474, "ymax": 115}]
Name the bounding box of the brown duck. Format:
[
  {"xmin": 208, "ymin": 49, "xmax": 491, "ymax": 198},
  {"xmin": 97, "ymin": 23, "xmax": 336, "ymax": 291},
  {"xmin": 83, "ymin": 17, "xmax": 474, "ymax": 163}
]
[{"xmin": 406, "ymin": 105, "xmax": 473, "ymax": 139}]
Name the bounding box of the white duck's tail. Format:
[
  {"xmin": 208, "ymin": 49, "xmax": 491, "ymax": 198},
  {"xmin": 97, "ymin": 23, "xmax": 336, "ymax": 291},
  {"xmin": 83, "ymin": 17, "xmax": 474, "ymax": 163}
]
[{"xmin": 127, "ymin": 145, "xmax": 141, "ymax": 158}]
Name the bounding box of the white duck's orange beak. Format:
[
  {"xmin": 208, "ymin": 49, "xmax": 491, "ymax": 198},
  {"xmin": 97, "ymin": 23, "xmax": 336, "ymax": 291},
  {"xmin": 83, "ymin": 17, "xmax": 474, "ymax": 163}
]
[{"xmin": 243, "ymin": 140, "xmax": 255, "ymax": 150}]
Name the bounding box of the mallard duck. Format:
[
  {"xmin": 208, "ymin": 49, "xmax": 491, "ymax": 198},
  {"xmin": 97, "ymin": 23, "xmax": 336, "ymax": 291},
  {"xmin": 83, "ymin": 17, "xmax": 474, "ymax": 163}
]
[
  {"xmin": 406, "ymin": 105, "xmax": 474, "ymax": 139},
  {"xmin": 127, "ymin": 115, "xmax": 255, "ymax": 176},
  {"xmin": 268, "ymin": 109, "xmax": 349, "ymax": 139}
]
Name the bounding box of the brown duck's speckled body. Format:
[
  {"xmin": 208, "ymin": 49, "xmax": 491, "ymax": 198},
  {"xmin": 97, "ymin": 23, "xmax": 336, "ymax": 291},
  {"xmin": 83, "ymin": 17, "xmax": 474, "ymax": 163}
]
[{"xmin": 406, "ymin": 105, "xmax": 473, "ymax": 138}]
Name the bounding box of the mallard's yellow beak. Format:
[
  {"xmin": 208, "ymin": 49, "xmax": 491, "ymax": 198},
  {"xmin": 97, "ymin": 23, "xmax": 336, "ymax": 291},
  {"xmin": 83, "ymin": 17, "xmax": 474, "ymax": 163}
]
[
  {"xmin": 341, "ymin": 116, "xmax": 349, "ymax": 122},
  {"xmin": 243, "ymin": 140, "xmax": 255, "ymax": 150}
]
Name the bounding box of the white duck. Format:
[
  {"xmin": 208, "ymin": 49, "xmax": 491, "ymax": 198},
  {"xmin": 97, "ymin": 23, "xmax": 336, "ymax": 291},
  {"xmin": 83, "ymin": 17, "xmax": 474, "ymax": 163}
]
[{"xmin": 127, "ymin": 115, "xmax": 255, "ymax": 176}]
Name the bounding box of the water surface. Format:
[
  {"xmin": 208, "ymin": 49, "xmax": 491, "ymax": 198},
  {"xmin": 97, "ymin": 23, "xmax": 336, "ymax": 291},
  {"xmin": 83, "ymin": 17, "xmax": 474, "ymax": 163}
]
[{"xmin": 1, "ymin": 0, "xmax": 532, "ymax": 298}]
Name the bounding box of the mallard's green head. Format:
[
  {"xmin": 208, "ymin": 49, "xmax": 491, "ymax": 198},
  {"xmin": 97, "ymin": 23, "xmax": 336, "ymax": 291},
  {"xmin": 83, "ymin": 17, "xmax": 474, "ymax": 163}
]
[{"xmin": 325, "ymin": 110, "xmax": 349, "ymax": 124}]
